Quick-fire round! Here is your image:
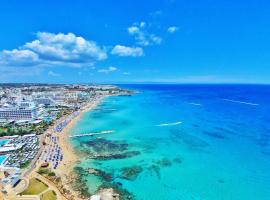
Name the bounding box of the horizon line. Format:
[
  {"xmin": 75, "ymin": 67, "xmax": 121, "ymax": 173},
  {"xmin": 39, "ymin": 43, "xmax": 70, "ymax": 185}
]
[{"xmin": 0, "ymin": 82, "xmax": 270, "ymax": 85}]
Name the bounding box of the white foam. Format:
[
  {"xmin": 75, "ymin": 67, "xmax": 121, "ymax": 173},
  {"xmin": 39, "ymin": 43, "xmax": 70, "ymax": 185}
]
[
  {"xmin": 188, "ymin": 102, "xmax": 202, "ymax": 106},
  {"xmin": 222, "ymin": 98, "xmax": 259, "ymax": 106},
  {"xmin": 156, "ymin": 121, "xmax": 182, "ymax": 127}
]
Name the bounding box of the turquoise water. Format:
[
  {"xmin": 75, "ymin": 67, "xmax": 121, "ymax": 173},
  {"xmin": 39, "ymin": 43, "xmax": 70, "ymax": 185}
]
[
  {"xmin": 0, "ymin": 139, "xmax": 9, "ymax": 165},
  {"xmin": 0, "ymin": 139, "xmax": 9, "ymax": 146},
  {"xmin": 70, "ymin": 84, "xmax": 270, "ymax": 200},
  {"xmin": 0, "ymin": 155, "xmax": 7, "ymax": 165}
]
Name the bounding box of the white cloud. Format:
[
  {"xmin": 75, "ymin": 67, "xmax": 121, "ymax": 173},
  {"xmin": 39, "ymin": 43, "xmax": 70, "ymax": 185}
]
[
  {"xmin": 150, "ymin": 35, "xmax": 162, "ymax": 44},
  {"xmin": 25, "ymin": 32, "xmax": 107, "ymax": 63},
  {"xmin": 168, "ymin": 26, "xmax": 179, "ymax": 33},
  {"xmin": 0, "ymin": 49, "xmax": 39, "ymax": 66},
  {"xmin": 98, "ymin": 66, "xmax": 118, "ymax": 73},
  {"xmin": 128, "ymin": 26, "xmax": 140, "ymax": 34},
  {"xmin": 140, "ymin": 22, "xmax": 146, "ymax": 28},
  {"xmin": 127, "ymin": 22, "xmax": 162, "ymax": 46},
  {"xmin": 123, "ymin": 72, "xmax": 130, "ymax": 75},
  {"xmin": 48, "ymin": 71, "xmax": 61, "ymax": 77},
  {"xmin": 0, "ymin": 32, "xmax": 107, "ymax": 68},
  {"xmin": 111, "ymin": 45, "xmax": 143, "ymax": 57}
]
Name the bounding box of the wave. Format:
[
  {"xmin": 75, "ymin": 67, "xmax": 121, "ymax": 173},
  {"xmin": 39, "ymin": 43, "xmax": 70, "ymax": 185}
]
[
  {"xmin": 222, "ymin": 98, "xmax": 259, "ymax": 106},
  {"xmin": 156, "ymin": 121, "xmax": 182, "ymax": 127},
  {"xmin": 188, "ymin": 102, "xmax": 202, "ymax": 106}
]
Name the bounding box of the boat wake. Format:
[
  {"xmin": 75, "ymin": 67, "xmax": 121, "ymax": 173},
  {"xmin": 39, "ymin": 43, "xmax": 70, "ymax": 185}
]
[
  {"xmin": 222, "ymin": 99, "xmax": 259, "ymax": 106},
  {"xmin": 188, "ymin": 102, "xmax": 202, "ymax": 106},
  {"xmin": 156, "ymin": 121, "xmax": 182, "ymax": 127}
]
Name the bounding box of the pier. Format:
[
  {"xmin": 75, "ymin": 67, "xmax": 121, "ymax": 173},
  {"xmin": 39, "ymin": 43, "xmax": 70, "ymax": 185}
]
[{"xmin": 69, "ymin": 130, "xmax": 114, "ymax": 138}]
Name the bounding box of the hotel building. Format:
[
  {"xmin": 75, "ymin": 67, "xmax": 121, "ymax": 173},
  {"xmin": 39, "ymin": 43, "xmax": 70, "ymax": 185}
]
[{"xmin": 0, "ymin": 103, "xmax": 37, "ymax": 121}]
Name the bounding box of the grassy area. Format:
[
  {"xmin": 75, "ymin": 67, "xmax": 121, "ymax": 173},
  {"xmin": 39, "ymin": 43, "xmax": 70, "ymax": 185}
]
[
  {"xmin": 37, "ymin": 168, "xmax": 50, "ymax": 175},
  {"xmin": 20, "ymin": 160, "xmax": 31, "ymax": 169},
  {"xmin": 0, "ymin": 126, "xmax": 34, "ymax": 136},
  {"xmin": 0, "ymin": 127, "xmax": 7, "ymax": 133},
  {"xmin": 21, "ymin": 178, "xmax": 48, "ymax": 195},
  {"xmin": 37, "ymin": 167, "xmax": 56, "ymax": 176},
  {"xmin": 41, "ymin": 190, "xmax": 57, "ymax": 200}
]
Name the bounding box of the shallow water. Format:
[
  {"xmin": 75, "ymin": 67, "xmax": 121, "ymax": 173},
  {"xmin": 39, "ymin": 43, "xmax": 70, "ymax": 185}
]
[{"xmin": 70, "ymin": 84, "xmax": 270, "ymax": 200}]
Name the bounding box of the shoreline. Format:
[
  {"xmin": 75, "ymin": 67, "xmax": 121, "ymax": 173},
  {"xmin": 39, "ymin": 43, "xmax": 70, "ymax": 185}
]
[
  {"xmin": 55, "ymin": 95, "xmax": 107, "ymax": 199},
  {"xmin": 16, "ymin": 92, "xmax": 130, "ymax": 200},
  {"xmin": 13, "ymin": 95, "xmax": 108, "ymax": 200}
]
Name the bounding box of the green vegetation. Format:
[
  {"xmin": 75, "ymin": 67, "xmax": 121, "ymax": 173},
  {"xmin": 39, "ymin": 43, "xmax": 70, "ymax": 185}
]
[
  {"xmin": 56, "ymin": 112, "xmax": 62, "ymax": 119},
  {"xmin": 41, "ymin": 190, "xmax": 57, "ymax": 200},
  {"xmin": 21, "ymin": 178, "xmax": 48, "ymax": 195},
  {"xmin": 0, "ymin": 118, "xmax": 54, "ymax": 137},
  {"xmin": 48, "ymin": 172, "xmax": 56, "ymax": 176},
  {"xmin": 37, "ymin": 168, "xmax": 50, "ymax": 175},
  {"xmin": 20, "ymin": 160, "xmax": 31, "ymax": 169},
  {"xmin": 0, "ymin": 126, "xmax": 34, "ymax": 137},
  {"xmin": 0, "ymin": 127, "xmax": 30, "ymax": 137},
  {"xmin": 33, "ymin": 121, "xmax": 53, "ymax": 135},
  {"xmin": 37, "ymin": 167, "xmax": 56, "ymax": 177}
]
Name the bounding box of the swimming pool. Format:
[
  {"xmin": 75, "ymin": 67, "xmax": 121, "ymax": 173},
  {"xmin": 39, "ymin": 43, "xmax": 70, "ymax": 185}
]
[
  {"xmin": 0, "ymin": 155, "xmax": 7, "ymax": 165},
  {"xmin": 0, "ymin": 139, "xmax": 10, "ymax": 146}
]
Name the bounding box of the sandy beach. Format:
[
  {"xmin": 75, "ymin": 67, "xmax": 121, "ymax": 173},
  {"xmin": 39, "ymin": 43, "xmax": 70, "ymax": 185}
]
[
  {"xmin": 54, "ymin": 94, "xmax": 121, "ymax": 200},
  {"xmin": 4, "ymin": 94, "xmax": 123, "ymax": 200},
  {"xmin": 54, "ymin": 95, "xmax": 106, "ymax": 199},
  {"xmin": 15, "ymin": 95, "xmax": 107, "ymax": 200}
]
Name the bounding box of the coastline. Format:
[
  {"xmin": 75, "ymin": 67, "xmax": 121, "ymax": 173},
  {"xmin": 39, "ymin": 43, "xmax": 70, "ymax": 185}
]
[
  {"xmin": 55, "ymin": 95, "xmax": 106, "ymax": 199},
  {"xmin": 13, "ymin": 95, "xmax": 108, "ymax": 200},
  {"xmin": 12, "ymin": 92, "xmax": 131, "ymax": 200}
]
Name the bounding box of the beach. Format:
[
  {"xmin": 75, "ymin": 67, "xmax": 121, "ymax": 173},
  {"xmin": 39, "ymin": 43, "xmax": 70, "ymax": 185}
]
[
  {"xmin": 15, "ymin": 95, "xmax": 107, "ymax": 200},
  {"xmin": 4, "ymin": 93, "xmax": 130, "ymax": 200},
  {"xmin": 54, "ymin": 95, "xmax": 106, "ymax": 199}
]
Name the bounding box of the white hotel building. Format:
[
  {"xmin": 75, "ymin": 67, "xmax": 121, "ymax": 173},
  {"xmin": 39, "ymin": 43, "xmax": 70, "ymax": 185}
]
[{"xmin": 0, "ymin": 102, "xmax": 38, "ymax": 121}]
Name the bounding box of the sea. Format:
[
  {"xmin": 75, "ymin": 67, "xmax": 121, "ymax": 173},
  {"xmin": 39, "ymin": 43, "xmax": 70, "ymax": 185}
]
[{"xmin": 69, "ymin": 84, "xmax": 270, "ymax": 200}]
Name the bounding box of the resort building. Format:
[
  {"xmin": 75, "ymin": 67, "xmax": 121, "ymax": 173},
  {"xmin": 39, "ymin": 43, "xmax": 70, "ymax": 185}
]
[
  {"xmin": 34, "ymin": 98, "xmax": 55, "ymax": 106},
  {"xmin": 0, "ymin": 103, "xmax": 37, "ymax": 121}
]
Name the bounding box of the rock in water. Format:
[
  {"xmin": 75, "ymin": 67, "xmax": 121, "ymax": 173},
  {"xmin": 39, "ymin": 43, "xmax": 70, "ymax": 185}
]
[{"xmin": 120, "ymin": 166, "xmax": 143, "ymax": 181}]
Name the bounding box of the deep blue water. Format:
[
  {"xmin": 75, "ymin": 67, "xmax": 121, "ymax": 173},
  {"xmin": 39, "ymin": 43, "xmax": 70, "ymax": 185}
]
[{"xmin": 70, "ymin": 84, "xmax": 270, "ymax": 200}]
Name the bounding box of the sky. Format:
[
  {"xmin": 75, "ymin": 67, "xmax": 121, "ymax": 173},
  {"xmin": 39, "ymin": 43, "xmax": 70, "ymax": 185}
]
[{"xmin": 0, "ymin": 0, "xmax": 270, "ymax": 84}]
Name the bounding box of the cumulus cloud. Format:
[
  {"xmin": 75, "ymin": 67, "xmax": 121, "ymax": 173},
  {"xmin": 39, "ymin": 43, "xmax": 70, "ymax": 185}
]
[
  {"xmin": 111, "ymin": 45, "xmax": 143, "ymax": 57},
  {"xmin": 168, "ymin": 26, "xmax": 179, "ymax": 33},
  {"xmin": 127, "ymin": 22, "xmax": 162, "ymax": 46},
  {"xmin": 48, "ymin": 71, "xmax": 61, "ymax": 77},
  {"xmin": 0, "ymin": 32, "xmax": 107, "ymax": 68},
  {"xmin": 98, "ymin": 66, "xmax": 118, "ymax": 73},
  {"xmin": 25, "ymin": 32, "xmax": 107, "ymax": 63},
  {"xmin": 0, "ymin": 49, "xmax": 39, "ymax": 66}
]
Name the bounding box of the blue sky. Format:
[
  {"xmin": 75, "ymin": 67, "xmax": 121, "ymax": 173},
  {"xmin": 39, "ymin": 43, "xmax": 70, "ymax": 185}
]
[{"xmin": 0, "ymin": 0, "xmax": 270, "ymax": 84}]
